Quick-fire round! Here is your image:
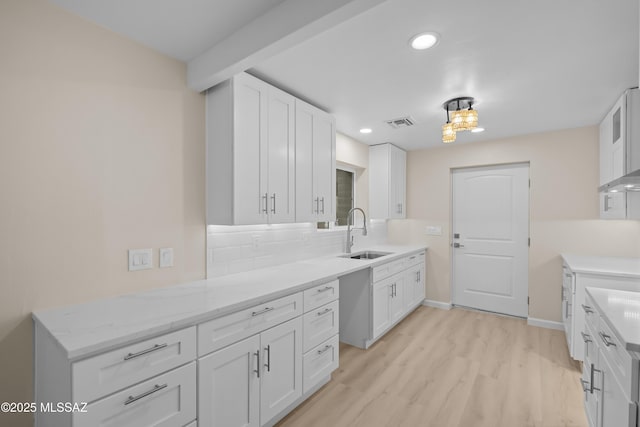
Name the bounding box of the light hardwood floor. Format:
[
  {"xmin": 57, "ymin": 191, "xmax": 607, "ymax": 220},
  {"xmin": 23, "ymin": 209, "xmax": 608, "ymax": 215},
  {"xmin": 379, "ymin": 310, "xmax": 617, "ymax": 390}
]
[{"xmin": 277, "ymin": 306, "xmax": 588, "ymax": 427}]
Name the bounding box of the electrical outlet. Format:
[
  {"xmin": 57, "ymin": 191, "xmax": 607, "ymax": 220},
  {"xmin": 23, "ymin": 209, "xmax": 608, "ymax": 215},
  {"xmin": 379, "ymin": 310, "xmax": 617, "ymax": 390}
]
[
  {"xmin": 128, "ymin": 249, "xmax": 152, "ymax": 271},
  {"xmin": 159, "ymin": 248, "xmax": 174, "ymax": 268},
  {"xmin": 252, "ymin": 235, "xmax": 261, "ymax": 249}
]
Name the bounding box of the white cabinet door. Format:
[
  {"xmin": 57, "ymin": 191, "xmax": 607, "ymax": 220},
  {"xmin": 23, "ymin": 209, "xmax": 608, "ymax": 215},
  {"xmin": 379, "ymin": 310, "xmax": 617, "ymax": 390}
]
[
  {"xmin": 313, "ymin": 109, "xmax": 336, "ymax": 222},
  {"xmin": 403, "ymin": 264, "xmax": 425, "ymax": 310},
  {"xmin": 389, "ymin": 146, "xmax": 406, "ymax": 219},
  {"xmin": 266, "ymin": 87, "xmax": 295, "ymax": 223},
  {"xmin": 260, "ymin": 317, "xmax": 303, "ymax": 425},
  {"xmin": 599, "ymin": 348, "xmax": 637, "ymax": 427},
  {"xmin": 198, "ymin": 335, "xmax": 260, "ymax": 427},
  {"xmin": 295, "ymin": 100, "xmax": 336, "ymax": 223},
  {"xmin": 369, "ymin": 143, "xmax": 406, "ymax": 219},
  {"xmin": 233, "ymin": 73, "xmax": 269, "ymax": 225},
  {"xmin": 372, "ymin": 278, "xmax": 393, "ymax": 339},
  {"xmin": 389, "ymin": 276, "xmax": 405, "ymax": 323}
]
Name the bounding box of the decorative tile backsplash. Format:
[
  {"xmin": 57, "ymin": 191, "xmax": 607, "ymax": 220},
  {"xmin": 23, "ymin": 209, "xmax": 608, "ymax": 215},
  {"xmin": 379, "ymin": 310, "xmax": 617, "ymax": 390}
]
[{"xmin": 206, "ymin": 220, "xmax": 387, "ymax": 278}]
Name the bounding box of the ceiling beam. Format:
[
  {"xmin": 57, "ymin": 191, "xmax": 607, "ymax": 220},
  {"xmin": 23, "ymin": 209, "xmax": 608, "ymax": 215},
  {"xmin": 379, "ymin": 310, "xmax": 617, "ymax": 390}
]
[{"xmin": 187, "ymin": 0, "xmax": 386, "ymax": 92}]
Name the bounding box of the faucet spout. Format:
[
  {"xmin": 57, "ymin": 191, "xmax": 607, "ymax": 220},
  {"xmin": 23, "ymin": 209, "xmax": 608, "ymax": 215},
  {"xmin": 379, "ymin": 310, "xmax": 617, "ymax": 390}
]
[{"xmin": 346, "ymin": 207, "xmax": 367, "ymax": 254}]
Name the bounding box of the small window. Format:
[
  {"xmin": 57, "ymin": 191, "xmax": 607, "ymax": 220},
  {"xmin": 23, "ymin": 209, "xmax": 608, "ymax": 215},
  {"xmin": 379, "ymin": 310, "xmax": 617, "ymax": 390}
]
[{"xmin": 336, "ymin": 167, "xmax": 355, "ymax": 226}]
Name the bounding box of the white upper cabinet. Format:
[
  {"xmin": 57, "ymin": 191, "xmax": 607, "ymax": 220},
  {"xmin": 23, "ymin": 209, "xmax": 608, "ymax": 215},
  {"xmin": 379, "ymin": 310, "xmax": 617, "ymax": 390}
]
[
  {"xmin": 369, "ymin": 143, "xmax": 407, "ymax": 219},
  {"xmin": 206, "ymin": 72, "xmax": 295, "ymax": 225},
  {"xmin": 295, "ymin": 99, "xmax": 336, "ymax": 223},
  {"xmin": 598, "ymin": 90, "xmax": 640, "ymax": 220}
]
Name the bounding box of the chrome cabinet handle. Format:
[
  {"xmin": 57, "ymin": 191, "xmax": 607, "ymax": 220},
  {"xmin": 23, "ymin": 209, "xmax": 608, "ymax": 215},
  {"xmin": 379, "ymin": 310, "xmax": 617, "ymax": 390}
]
[
  {"xmin": 453, "ymin": 242, "xmax": 465, "ymax": 248},
  {"xmin": 320, "ymin": 197, "xmax": 325, "ymax": 214},
  {"xmin": 254, "ymin": 350, "xmax": 260, "ymax": 378},
  {"xmin": 599, "ymin": 332, "xmax": 617, "ymax": 347},
  {"xmin": 564, "ymin": 300, "xmax": 569, "ymax": 317},
  {"xmin": 581, "ymin": 332, "xmax": 592, "ymax": 343},
  {"xmin": 262, "ymin": 193, "xmax": 268, "ymax": 213},
  {"xmin": 264, "ymin": 345, "xmax": 270, "ymax": 372},
  {"xmin": 252, "ymin": 307, "xmax": 274, "ymax": 317},
  {"xmin": 317, "ymin": 344, "xmax": 332, "ymax": 355},
  {"xmin": 124, "ymin": 383, "xmax": 167, "ymax": 405},
  {"xmin": 564, "ymin": 273, "xmax": 572, "ymax": 278},
  {"xmin": 317, "ymin": 307, "xmax": 332, "ymax": 316},
  {"xmin": 314, "ymin": 197, "xmax": 319, "ymax": 214},
  {"xmin": 604, "ymin": 194, "xmax": 611, "ymax": 211},
  {"xmin": 270, "ymin": 193, "xmax": 276, "ymax": 214},
  {"xmin": 317, "ymin": 286, "xmax": 333, "ymax": 293},
  {"xmin": 581, "ymin": 304, "xmax": 594, "ymax": 314},
  {"xmin": 590, "ymin": 363, "xmax": 601, "ymax": 393},
  {"xmin": 579, "ymin": 378, "xmax": 590, "ymax": 393},
  {"xmin": 124, "ymin": 343, "xmax": 168, "ymax": 361}
]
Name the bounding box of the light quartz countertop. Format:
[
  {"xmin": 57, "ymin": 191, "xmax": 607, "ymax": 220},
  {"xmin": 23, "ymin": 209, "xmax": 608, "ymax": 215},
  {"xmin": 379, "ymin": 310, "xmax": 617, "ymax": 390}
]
[
  {"xmin": 586, "ymin": 287, "xmax": 640, "ymax": 354},
  {"xmin": 562, "ymin": 254, "xmax": 640, "ymax": 278},
  {"xmin": 33, "ymin": 244, "xmax": 426, "ymax": 360}
]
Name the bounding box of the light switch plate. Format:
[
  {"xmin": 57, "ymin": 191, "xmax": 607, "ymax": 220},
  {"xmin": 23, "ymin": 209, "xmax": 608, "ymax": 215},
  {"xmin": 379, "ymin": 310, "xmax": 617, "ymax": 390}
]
[
  {"xmin": 128, "ymin": 249, "xmax": 152, "ymax": 271},
  {"xmin": 159, "ymin": 248, "xmax": 174, "ymax": 268},
  {"xmin": 425, "ymin": 226, "xmax": 443, "ymax": 236}
]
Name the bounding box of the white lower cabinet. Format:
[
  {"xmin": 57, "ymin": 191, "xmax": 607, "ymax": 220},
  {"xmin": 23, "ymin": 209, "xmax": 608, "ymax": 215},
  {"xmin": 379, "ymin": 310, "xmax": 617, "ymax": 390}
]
[
  {"xmin": 36, "ymin": 282, "xmax": 340, "ymax": 427},
  {"xmin": 198, "ymin": 317, "xmax": 303, "ymax": 427},
  {"xmin": 342, "ymin": 251, "xmax": 426, "ymax": 349},
  {"xmin": 581, "ymin": 292, "xmax": 639, "ymax": 427},
  {"xmin": 74, "ymin": 363, "xmax": 196, "ymax": 427}
]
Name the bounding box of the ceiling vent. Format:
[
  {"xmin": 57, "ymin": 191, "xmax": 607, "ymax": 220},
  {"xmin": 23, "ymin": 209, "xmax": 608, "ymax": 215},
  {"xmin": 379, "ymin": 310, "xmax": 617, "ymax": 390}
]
[{"xmin": 386, "ymin": 116, "xmax": 416, "ymax": 129}]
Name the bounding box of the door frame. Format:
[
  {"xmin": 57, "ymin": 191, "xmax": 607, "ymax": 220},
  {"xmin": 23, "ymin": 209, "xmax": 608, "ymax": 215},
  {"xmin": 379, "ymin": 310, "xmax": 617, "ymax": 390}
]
[{"xmin": 449, "ymin": 161, "xmax": 531, "ymax": 317}]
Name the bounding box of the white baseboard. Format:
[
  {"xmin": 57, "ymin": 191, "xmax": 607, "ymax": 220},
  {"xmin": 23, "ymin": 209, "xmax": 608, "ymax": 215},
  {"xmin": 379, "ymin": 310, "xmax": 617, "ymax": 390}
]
[
  {"xmin": 527, "ymin": 317, "xmax": 564, "ymax": 331},
  {"xmin": 422, "ymin": 299, "xmax": 452, "ymax": 310}
]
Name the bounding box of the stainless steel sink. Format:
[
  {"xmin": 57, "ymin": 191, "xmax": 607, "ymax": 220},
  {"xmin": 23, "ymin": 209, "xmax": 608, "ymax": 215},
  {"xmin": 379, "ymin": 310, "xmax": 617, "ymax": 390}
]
[{"xmin": 340, "ymin": 251, "xmax": 392, "ymax": 260}]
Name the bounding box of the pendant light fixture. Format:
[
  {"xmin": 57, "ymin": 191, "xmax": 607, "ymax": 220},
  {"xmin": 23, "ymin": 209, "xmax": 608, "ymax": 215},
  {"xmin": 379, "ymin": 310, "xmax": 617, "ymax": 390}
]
[{"xmin": 442, "ymin": 96, "xmax": 479, "ymax": 143}]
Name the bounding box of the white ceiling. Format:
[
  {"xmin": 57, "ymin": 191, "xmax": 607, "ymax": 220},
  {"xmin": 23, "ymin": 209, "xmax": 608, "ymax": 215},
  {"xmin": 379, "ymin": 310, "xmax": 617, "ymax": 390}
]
[{"xmin": 50, "ymin": 0, "xmax": 639, "ymax": 151}]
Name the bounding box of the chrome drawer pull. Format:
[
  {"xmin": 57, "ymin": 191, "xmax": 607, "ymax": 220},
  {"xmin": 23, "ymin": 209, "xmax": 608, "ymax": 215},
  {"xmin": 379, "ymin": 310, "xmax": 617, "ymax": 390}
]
[
  {"xmin": 565, "ymin": 273, "xmax": 572, "ymax": 278},
  {"xmin": 124, "ymin": 383, "xmax": 167, "ymax": 405},
  {"xmin": 579, "ymin": 378, "xmax": 590, "ymax": 393},
  {"xmin": 317, "ymin": 344, "xmax": 333, "ymax": 355},
  {"xmin": 580, "ymin": 332, "xmax": 592, "ymax": 343},
  {"xmin": 598, "ymin": 332, "xmax": 617, "ymax": 347},
  {"xmin": 317, "ymin": 307, "xmax": 332, "ymax": 316},
  {"xmin": 124, "ymin": 343, "xmax": 168, "ymax": 360},
  {"xmin": 254, "ymin": 350, "xmax": 260, "ymax": 378},
  {"xmin": 252, "ymin": 307, "xmax": 274, "ymax": 317},
  {"xmin": 317, "ymin": 286, "xmax": 333, "ymax": 293},
  {"xmin": 581, "ymin": 304, "xmax": 594, "ymax": 314},
  {"xmin": 590, "ymin": 363, "xmax": 601, "ymax": 393},
  {"xmin": 264, "ymin": 345, "xmax": 271, "ymax": 372}
]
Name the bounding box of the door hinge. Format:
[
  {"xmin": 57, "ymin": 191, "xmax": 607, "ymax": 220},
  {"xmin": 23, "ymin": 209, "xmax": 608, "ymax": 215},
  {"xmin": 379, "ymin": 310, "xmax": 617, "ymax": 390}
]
[
  {"xmin": 528, "ymin": 237, "xmax": 530, "ymax": 247},
  {"xmin": 528, "ymin": 297, "xmax": 530, "ymax": 305}
]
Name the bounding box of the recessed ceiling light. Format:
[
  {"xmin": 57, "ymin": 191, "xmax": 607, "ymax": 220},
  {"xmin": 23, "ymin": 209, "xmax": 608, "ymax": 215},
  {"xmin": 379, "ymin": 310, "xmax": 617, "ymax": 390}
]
[
  {"xmin": 410, "ymin": 32, "xmax": 439, "ymax": 50},
  {"xmin": 360, "ymin": 128, "xmax": 372, "ymax": 134},
  {"xmin": 471, "ymin": 127, "xmax": 485, "ymax": 133}
]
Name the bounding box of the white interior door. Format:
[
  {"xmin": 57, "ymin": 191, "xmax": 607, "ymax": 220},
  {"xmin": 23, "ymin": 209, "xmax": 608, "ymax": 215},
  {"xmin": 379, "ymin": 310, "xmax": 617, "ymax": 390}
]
[{"xmin": 452, "ymin": 163, "xmax": 529, "ymax": 317}]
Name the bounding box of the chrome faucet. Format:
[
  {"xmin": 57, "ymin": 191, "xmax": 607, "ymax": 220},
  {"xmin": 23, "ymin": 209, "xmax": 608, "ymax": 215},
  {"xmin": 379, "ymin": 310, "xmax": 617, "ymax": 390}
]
[{"xmin": 346, "ymin": 207, "xmax": 367, "ymax": 254}]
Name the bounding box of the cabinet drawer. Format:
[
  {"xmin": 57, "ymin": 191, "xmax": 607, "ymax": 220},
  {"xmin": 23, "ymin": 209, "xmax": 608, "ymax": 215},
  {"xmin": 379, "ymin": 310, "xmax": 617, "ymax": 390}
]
[
  {"xmin": 372, "ymin": 258, "xmax": 405, "ymax": 282},
  {"xmin": 303, "ymin": 280, "xmax": 339, "ymax": 312},
  {"xmin": 303, "ymin": 334, "xmax": 339, "ymax": 394},
  {"xmin": 597, "ymin": 317, "xmax": 639, "ymax": 401},
  {"xmin": 198, "ymin": 292, "xmax": 302, "ymax": 356},
  {"xmin": 72, "ymin": 327, "xmax": 196, "ymax": 403},
  {"xmin": 303, "ymin": 300, "xmax": 339, "ymax": 352},
  {"xmin": 73, "ymin": 362, "xmax": 196, "ymax": 427},
  {"xmin": 185, "ymin": 422, "xmax": 197, "ymax": 427},
  {"xmin": 405, "ymin": 252, "xmax": 424, "ymax": 268}
]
